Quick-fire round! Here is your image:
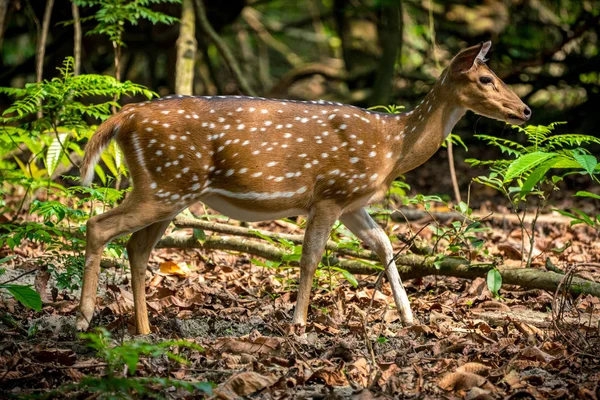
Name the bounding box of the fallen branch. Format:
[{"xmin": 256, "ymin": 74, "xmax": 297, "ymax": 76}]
[
  {"xmin": 267, "ymin": 63, "xmax": 372, "ymax": 97},
  {"xmin": 388, "ymin": 208, "xmax": 574, "ymax": 226},
  {"xmin": 173, "ymin": 217, "xmax": 375, "ymax": 261},
  {"xmin": 156, "ymin": 234, "xmax": 600, "ymax": 298}
]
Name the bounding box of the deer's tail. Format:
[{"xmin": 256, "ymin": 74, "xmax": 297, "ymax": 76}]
[{"xmin": 80, "ymin": 113, "xmax": 125, "ymax": 186}]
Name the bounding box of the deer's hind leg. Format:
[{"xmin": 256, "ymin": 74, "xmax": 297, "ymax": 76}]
[
  {"xmin": 76, "ymin": 194, "xmax": 175, "ymax": 332},
  {"xmin": 126, "ymin": 220, "xmax": 172, "ymax": 334}
]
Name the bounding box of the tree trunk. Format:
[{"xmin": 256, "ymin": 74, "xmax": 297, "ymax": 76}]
[
  {"xmin": 36, "ymin": 0, "xmax": 54, "ymax": 118},
  {"xmin": 71, "ymin": 1, "xmax": 82, "ymax": 76},
  {"xmin": 175, "ymin": 0, "xmax": 197, "ymax": 95},
  {"xmin": 0, "ymin": 0, "xmax": 9, "ymax": 50},
  {"xmin": 369, "ymin": 0, "xmax": 403, "ymax": 106},
  {"xmin": 333, "ymin": 0, "xmax": 353, "ymax": 72}
]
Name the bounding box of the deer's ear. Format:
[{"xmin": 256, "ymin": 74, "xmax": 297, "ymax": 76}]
[{"xmin": 450, "ymin": 41, "xmax": 491, "ymax": 74}]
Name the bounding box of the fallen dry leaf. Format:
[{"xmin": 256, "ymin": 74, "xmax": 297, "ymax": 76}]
[
  {"xmin": 213, "ymin": 371, "xmax": 278, "ymax": 399},
  {"xmin": 465, "ymin": 387, "xmax": 495, "ymax": 400},
  {"xmin": 34, "ymin": 269, "xmax": 50, "ymax": 302},
  {"xmin": 501, "ymin": 370, "xmax": 524, "ymax": 390},
  {"xmin": 520, "ymin": 346, "xmax": 555, "ymax": 363},
  {"xmin": 456, "ymin": 363, "xmax": 491, "ymax": 376},
  {"xmin": 159, "ymin": 261, "xmax": 191, "ymax": 277},
  {"xmin": 212, "ymin": 335, "xmax": 284, "ymax": 357},
  {"xmin": 347, "ymin": 357, "xmax": 369, "ymax": 387},
  {"xmin": 307, "ymin": 362, "xmax": 348, "ymax": 386},
  {"xmin": 439, "ymin": 371, "xmax": 493, "ymax": 391}
]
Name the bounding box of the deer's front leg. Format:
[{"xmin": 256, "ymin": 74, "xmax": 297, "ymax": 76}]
[
  {"xmin": 292, "ymin": 202, "xmax": 341, "ymax": 326},
  {"xmin": 340, "ymin": 207, "xmax": 414, "ymax": 325}
]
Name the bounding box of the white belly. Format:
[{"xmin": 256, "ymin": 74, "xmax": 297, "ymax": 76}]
[{"xmin": 200, "ymin": 194, "xmax": 307, "ymax": 222}]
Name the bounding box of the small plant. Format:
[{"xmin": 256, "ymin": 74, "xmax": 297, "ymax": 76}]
[
  {"xmin": 467, "ymin": 122, "xmax": 600, "ymax": 266},
  {"xmin": 402, "ymin": 195, "xmax": 491, "ymax": 260},
  {"xmin": 35, "ymin": 328, "xmax": 212, "ymax": 399},
  {"xmin": 73, "ymin": 0, "xmax": 181, "ymax": 81},
  {"xmin": 486, "ymin": 268, "xmax": 502, "ymax": 298}
]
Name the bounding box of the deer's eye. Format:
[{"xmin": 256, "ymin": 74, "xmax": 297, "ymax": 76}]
[{"xmin": 479, "ymin": 76, "xmax": 493, "ymax": 84}]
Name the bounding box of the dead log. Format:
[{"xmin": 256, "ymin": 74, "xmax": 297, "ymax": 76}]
[{"xmin": 156, "ymin": 234, "xmax": 600, "ymax": 299}]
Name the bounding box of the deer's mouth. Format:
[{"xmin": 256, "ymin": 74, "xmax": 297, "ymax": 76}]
[{"xmin": 507, "ymin": 113, "xmax": 526, "ymax": 125}]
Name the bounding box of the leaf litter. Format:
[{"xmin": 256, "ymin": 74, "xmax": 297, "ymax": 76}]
[{"xmin": 1, "ymin": 210, "xmax": 599, "ymax": 399}]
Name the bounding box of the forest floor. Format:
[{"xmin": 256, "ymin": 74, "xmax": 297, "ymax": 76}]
[{"xmin": 1, "ymin": 157, "xmax": 600, "ymax": 399}]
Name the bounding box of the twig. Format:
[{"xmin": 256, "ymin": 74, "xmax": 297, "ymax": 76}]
[
  {"xmin": 0, "ymin": 269, "xmax": 37, "ymax": 285},
  {"xmin": 242, "ymin": 7, "xmax": 302, "ymax": 67},
  {"xmin": 271, "ymin": 322, "xmax": 309, "ymax": 364},
  {"xmin": 31, "ymin": 362, "xmax": 108, "ymax": 370},
  {"xmin": 194, "ymin": 0, "xmax": 257, "ymax": 96}
]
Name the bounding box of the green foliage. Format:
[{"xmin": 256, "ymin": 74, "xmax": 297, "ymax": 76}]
[
  {"xmin": 35, "ymin": 328, "xmax": 213, "ymax": 399},
  {"xmin": 0, "ymin": 57, "xmax": 154, "ymax": 187},
  {"xmin": 0, "ymin": 56, "xmax": 141, "ymax": 292},
  {"xmin": 442, "ymin": 133, "xmax": 469, "ymax": 151},
  {"xmin": 467, "ymin": 123, "xmax": 600, "ymax": 202},
  {"xmin": 0, "ymin": 256, "xmax": 42, "ymax": 311},
  {"xmin": 467, "ymin": 122, "xmax": 599, "ymax": 267},
  {"xmin": 73, "ymin": 0, "xmax": 181, "ymax": 47},
  {"xmin": 81, "ymin": 328, "xmax": 204, "ymax": 375},
  {"xmin": 388, "ymin": 178, "xmax": 411, "ymax": 200},
  {"xmin": 0, "ymin": 57, "xmax": 154, "ymax": 127},
  {"xmin": 554, "ymin": 191, "xmax": 600, "ymax": 230},
  {"xmin": 411, "ymin": 197, "xmax": 490, "ymax": 259}
]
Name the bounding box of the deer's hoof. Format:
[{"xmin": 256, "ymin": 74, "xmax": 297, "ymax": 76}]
[{"xmin": 75, "ymin": 316, "xmax": 91, "ymax": 331}]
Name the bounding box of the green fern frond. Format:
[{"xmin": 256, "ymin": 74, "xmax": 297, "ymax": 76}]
[
  {"xmin": 541, "ymin": 134, "xmax": 600, "ymax": 151},
  {"xmin": 474, "ymin": 134, "xmax": 526, "ymax": 157}
]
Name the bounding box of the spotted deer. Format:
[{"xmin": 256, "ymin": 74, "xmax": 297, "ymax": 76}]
[{"xmin": 77, "ymin": 41, "xmax": 530, "ymax": 334}]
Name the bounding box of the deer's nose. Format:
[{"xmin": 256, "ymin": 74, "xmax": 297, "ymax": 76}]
[{"xmin": 523, "ymin": 106, "xmax": 532, "ymax": 120}]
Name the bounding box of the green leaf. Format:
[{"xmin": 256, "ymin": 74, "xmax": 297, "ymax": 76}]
[
  {"xmin": 0, "ymin": 255, "xmax": 17, "ymax": 264},
  {"xmin": 249, "ymin": 230, "xmax": 277, "ymax": 246},
  {"xmin": 505, "ymin": 152, "xmax": 557, "ymax": 181},
  {"xmin": 486, "ymin": 269, "xmax": 502, "ymax": 296},
  {"xmin": 575, "ymin": 191, "xmax": 600, "ymax": 200},
  {"xmin": 250, "ymin": 258, "xmax": 281, "ymax": 269},
  {"xmin": 571, "ymin": 151, "xmax": 597, "ymax": 175},
  {"xmin": 519, "ymin": 158, "xmax": 558, "ymax": 197},
  {"xmin": 46, "ymin": 131, "xmax": 69, "ymax": 177},
  {"xmin": 331, "ymin": 267, "xmax": 358, "ymax": 288},
  {"xmin": 0, "ymin": 284, "xmax": 42, "ymax": 311},
  {"xmin": 193, "ymin": 228, "xmax": 206, "ymax": 241}
]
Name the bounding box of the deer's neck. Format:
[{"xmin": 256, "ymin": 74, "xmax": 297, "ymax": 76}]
[{"xmin": 387, "ymin": 81, "xmax": 465, "ymax": 177}]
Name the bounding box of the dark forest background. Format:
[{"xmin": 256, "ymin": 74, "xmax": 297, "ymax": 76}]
[{"xmin": 1, "ymin": 0, "xmax": 599, "ymax": 196}]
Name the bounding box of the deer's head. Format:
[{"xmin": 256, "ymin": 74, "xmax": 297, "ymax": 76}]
[{"xmin": 447, "ymin": 41, "xmax": 531, "ymax": 125}]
